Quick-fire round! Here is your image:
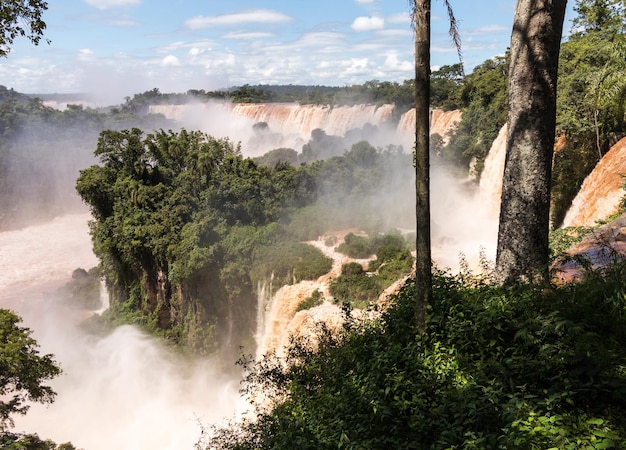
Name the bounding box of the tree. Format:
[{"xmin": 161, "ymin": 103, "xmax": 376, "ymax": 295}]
[
  {"xmin": 495, "ymin": 0, "xmax": 568, "ymax": 285},
  {"xmin": 412, "ymin": 0, "xmax": 432, "ymax": 329},
  {"xmin": 0, "ymin": 0, "xmax": 49, "ymax": 57},
  {"xmin": 0, "ymin": 309, "xmax": 61, "ymax": 431},
  {"xmin": 572, "ymin": 0, "xmax": 626, "ymax": 36},
  {"xmin": 411, "ymin": 0, "xmax": 460, "ymax": 327}
]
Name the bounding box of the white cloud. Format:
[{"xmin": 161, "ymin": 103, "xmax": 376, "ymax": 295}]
[
  {"xmin": 351, "ymin": 16, "xmax": 385, "ymax": 32},
  {"xmin": 221, "ymin": 31, "xmax": 275, "ymax": 40},
  {"xmin": 355, "ymin": 0, "xmax": 374, "ymax": 4},
  {"xmin": 161, "ymin": 55, "xmax": 180, "ymax": 67},
  {"xmin": 156, "ymin": 40, "xmax": 214, "ymax": 55},
  {"xmin": 386, "ymin": 13, "xmax": 411, "ymax": 25},
  {"xmin": 108, "ymin": 18, "xmax": 140, "ymax": 27},
  {"xmin": 383, "ymin": 53, "xmax": 412, "ymax": 71},
  {"xmin": 78, "ymin": 48, "xmax": 95, "ymax": 61},
  {"xmin": 465, "ymin": 24, "xmax": 509, "ymax": 36},
  {"xmin": 188, "ymin": 48, "xmax": 204, "ymax": 57},
  {"xmin": 83, "ymin": 0, "xmax": 141, "ymax": 10},
  {"xmin": 295, "ymin": 31, "xmax": 345, "ymax": 49},
  {"xmin": 184, "ymin": 9, "xmax": 292, "ymax": 30}
]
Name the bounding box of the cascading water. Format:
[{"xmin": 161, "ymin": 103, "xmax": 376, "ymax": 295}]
[
  {"xmin": 562, "ymin": 136, "xmax": 626, "ymax": 227},
  {"xmin": 95, "ymin": 278, "xmax": 110, "ymax": 315},
  {"xmin": 149, "ymin": 103, "xmax": 462, "ymax": 156},
  {"xmin": 477, "ymin": 124, "xmax": 508, "ymax": 221},
  {"xmin": 0, "ymin": 212, "xmax": 242, "ymax": 449}
]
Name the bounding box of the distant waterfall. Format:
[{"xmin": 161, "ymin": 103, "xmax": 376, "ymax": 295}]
[
  {"xmin": 149, "ymin": 103, "xmax": 462, "ymax": 156},
  {"xmin": 94, "ymin": 278, "xmax": 110, "ymax": 315}
]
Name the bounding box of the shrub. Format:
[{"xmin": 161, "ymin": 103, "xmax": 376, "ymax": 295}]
[
  {"xmin": 296, "ymin": 289, "xmax": 325, "ymax": 312},
  {"xmin": 200, "ymin": 258, "xmax": 626, "ymax": 449}
]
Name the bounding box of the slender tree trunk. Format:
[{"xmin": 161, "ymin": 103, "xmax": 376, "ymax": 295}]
[
  {"xmin": 414, "ymin": 0, "xmax": 432, "ymax": 327},
  {"xmin": 496, "ymin": 0, "xmax": 568, "ymax": 285}
]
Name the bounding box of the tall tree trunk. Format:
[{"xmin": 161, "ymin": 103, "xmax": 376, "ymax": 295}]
[
  {"xmin": 414, "ymin": 0, "xmax": 432, "ymax": 327},
  {"xmin": 496, "ymin": 0, "xmax": 568, "ymax": 285}
]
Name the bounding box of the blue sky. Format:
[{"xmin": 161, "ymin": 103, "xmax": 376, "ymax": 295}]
[{"xmin": 0, "ymin": 0, "xmax": 577, "ymax": 105}]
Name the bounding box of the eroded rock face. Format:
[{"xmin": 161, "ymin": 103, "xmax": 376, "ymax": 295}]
[
  {"xmin": 563, "ymin": 137, "xmax": 626, "ymax": 227},
  {"xmin": 553, "ymin": 213, "xmax": 626, "ymax": 283}
]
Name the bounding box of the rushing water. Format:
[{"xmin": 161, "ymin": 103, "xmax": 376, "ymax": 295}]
[{"xmin": 0, "ymin": 213, "xmax": 242, "ymax": 449}]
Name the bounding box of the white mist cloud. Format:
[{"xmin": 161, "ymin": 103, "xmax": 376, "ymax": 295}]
[
  {"xmin": 351, "ymin": 16, "xmax": 385, "ymax": 31},
  {"xmin": 184, "ymin": 9, "xmax": 292, "ymax": 30}
]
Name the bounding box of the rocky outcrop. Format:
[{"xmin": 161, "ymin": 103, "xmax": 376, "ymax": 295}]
[{"xmin": 552, "ymin": 213, "xmax": 626, "ymax": 282}]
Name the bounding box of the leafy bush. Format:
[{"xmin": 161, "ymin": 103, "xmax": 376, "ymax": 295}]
[
  {"xmin": 335, "ymin": 233, "xmax": 374, "ymax": 258},
  {"xmin": 296, "ymin": 289, "xmax": 325, "ymax": 312},
  {"xmin": 330, "ymin": 232, "xmax": 413, "ymax": 308},
  {"xmin": 330, "ymin": 263, "xmax": 380, "ymax": 308},
  {"xmin": 200, "ymin": 259, "xmax": 626, "ymax": 449},
  {"xmin": 252, "ymin": 241, "xmax": 332, "ymax": 289},
  {"xmin": 57, "ymin": 267, "xmax": 102, "ymax": 310},
  {"xmin": 0, "ymin": 432, "xmax": 76, "ymax": 450}
]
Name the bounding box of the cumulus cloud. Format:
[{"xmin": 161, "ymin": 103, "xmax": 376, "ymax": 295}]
[
  {"xmin": 351, "ymin": 16, "xmax": 385, "ymax": 32},
  {"xmin": 184, "ymin": 9, "xmax": 292, "ymax": 30},
  {"xmin": 83, "ymin": 0, "xmax": 141, "ymax": 10},
  {"xmin": 355, "ymin": 0, "xmax": 374, "ymax": 3},
  {"xmin": 161, "ymin": 55, "xmax": 180, "ymax": 67},
  {"xmin": 383, "ymin": 53, "xmax": 412, "ymax": 71}
]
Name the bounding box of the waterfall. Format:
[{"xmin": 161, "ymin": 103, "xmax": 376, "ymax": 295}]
[
  {"xmin": 562, "ymin": 136, "xmax": 626, "ymax": 227},
  {"xmin": 477, "ymin": 124, "xmax": 508, "ymax": 221},
  {"xmin": 149, "ymin": 103, "xmax": 462, "ymax": 156},
  {"xmin": 255, "ymin": 277, "xmax": 272, "ymax": 357},
  {"xmin": 255, "ymin": 235, "xmax": 370, "ymax": 358},
  {"xmin": 94, "ymin": 278, "xmax": 110, "ymax": 315}
]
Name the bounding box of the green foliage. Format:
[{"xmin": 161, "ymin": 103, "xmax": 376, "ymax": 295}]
[
  {"xmin": 330, "ymin": 262, "xmax": 380, "ymax": 308},
  {"xmin": 0, "ymin": 0, "xmax": 49, "ymax": 57},
  {"xmin": 549, "ymin": 226, "xmax": 594, "ymax": 257},
  {"xmin": 335, "ymin": 233, "xmax": 374, "ymax": 258},
  {"xmin": 251, "ymin": 241, "xmax": 332, "ymax": 289},
  {"xmin": 571, "ymin": 0, "xmax": 626, "ymax": 37},
  {"xmin": 430, "ymin": 63, "xmax": 464, "ymax": 110},
  {"xmin": 442, "ymin": 56, "xmax": 508, "ymax": 173},
  {"xmin": 330, "ymin": 232, "xmax": 413, "ymax": 308},
  {"xmin": 253, "ymin": 148, "xmax": 299, "ymax": 167},
  {"xmin": 0, "ymin": 432, "xmax": 76, "ymax": 450},
  {"xmin": 201, "ymin": 259, "xmax": 626, "ymax": 449},
  {"xmin": 0, "ymin": 310, "xmax": 61, "ymax": 431},
  {"xmin": 0, "ymin": 86, "xmax": 173, "ymax": 229},
  {"xmin": 296, "ymin": 289, "xmax": 325, "ymax": 313},
  {"xmin": 57, "ymin": 267, "xmax": 103, "ymax": 310}
]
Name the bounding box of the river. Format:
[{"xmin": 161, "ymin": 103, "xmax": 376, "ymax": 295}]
[{"xmin": 0, "ymin": 212, "xmax": 241, "ymax": 449}]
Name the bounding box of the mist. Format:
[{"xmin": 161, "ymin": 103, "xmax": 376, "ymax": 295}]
[
  {"xmin": 155, "ymin": 100, "xmax": 501, "ymax": 270},
  {"xmin": 1, "ymin": 214, "xmax": 243, "ymax": 449},
  {"xmin": 0, "ymin": 96, "xmax": 503, "ymax": 447}
]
